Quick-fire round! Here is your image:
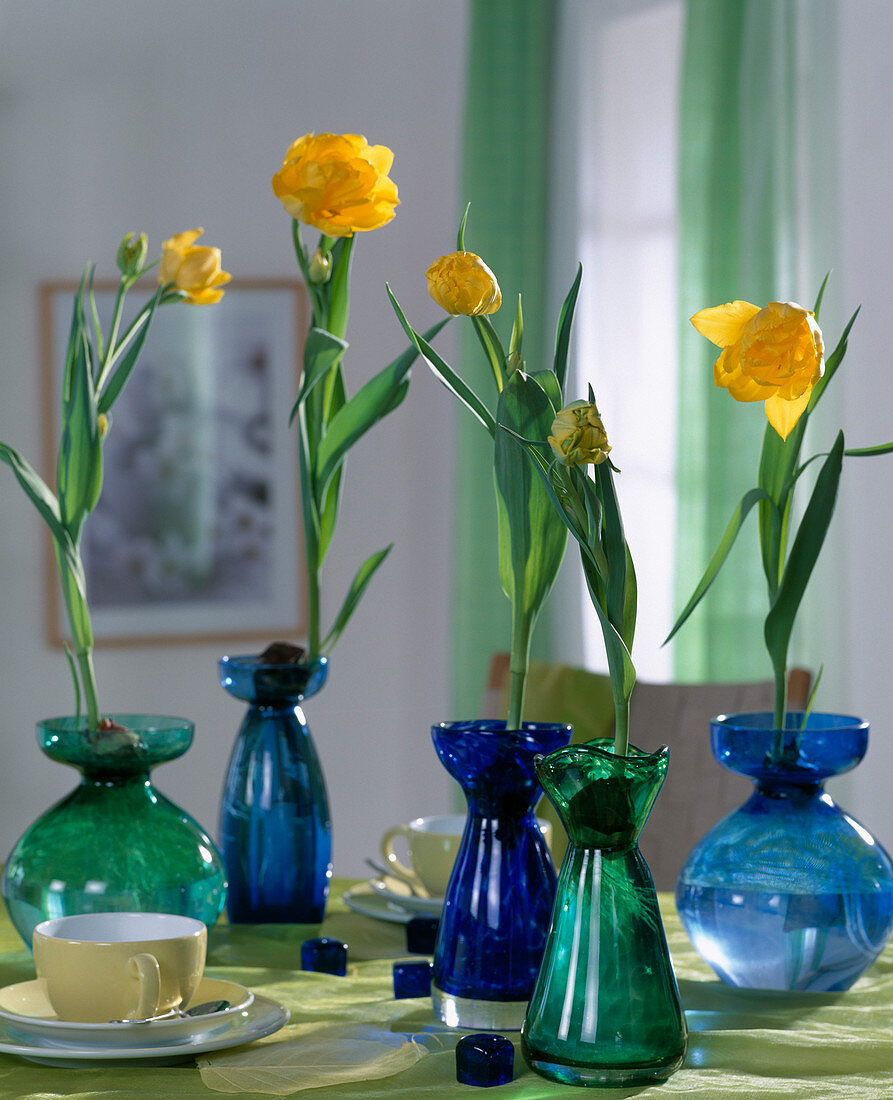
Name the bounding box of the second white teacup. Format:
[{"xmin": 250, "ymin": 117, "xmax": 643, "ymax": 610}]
[
  {"xmin": 33, "ymin": 911, "xmax": 207, "ymax": 1024},
  {"xmin": 380, "ymin": 814, "xmax": 553, "ymax": 899}
]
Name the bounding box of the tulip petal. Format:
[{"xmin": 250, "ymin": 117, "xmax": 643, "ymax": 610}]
[
  {"xmin": 714, "ymin": 349, "xmax": 768, "ymax": 400},
  {"xmin": 691, "ymin": 301, "xmax": 761, "ymax": 347},
  {"xmin": 765, "ymin": 390, "xmax": 810, "ymax": 440}
]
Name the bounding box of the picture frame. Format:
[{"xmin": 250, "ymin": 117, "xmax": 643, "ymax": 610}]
[{"xmin": 40, "ymin": 277, "xmax": 309, "ymax": 647}]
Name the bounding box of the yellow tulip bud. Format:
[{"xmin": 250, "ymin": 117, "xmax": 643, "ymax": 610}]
[
  {"xmin": 691, "ymin": 299, "xmax": 824, "ymax": 440},
  {"xmin": 425, "ymin": 251, "xmax": 502, "ymax": 316},
  {"xmin": 159, "ymin": 228, "xmax": 231, "ymax": 305},
  {"xmin": 272, "ymin": 132, "xmax": 399, "ymax": 237},
  {"xmin": 548, "ymin": 401, "xmax": 612, "ymax": 467},
  {"xmin": 308, "ymin": 247, "xmax": 332, "ymax": 285},
  {"xmin": 115, "ymin": 232, "xmax": 148, "ymax": 279}
]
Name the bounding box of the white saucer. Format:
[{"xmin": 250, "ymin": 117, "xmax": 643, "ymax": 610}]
[
  {"xmin": 0, "ymin": 977, "xmax": 254, "ymax": 1048},
  {"xmin": 368, "ymin": 878, "xmax": 444, "ymax": 916},
  {"xmin": 343, "ymin": 882, "xmax": 443, "ymax": 924},
  {"xmin": 0, "ymin": 992, "xmax": 288, "ymax": 1067}
]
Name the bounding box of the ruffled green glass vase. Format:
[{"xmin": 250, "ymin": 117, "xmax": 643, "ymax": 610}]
[
  {"xmin": 521, "ymin": 739, "xmax": 687, "ymax": 1087},
  {"xmin": 2, "ymin": 715, "xmax": 227, "ymax": 946}
]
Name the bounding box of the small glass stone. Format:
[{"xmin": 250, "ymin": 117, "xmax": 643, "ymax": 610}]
[
  {"xmin": 300, "ymin": 936, "xmax": 348, "ymax": 976},
  {"xmin": 393, "ymin": 959, "xmax": 433, "ymax": 999},
  {"xmin": 406, "ymin": 915, "xmax": 439, "ymax": 953},
  {"xmin": 456, "ymin": 1033, "xmax": 514, "ymax": 1087}
]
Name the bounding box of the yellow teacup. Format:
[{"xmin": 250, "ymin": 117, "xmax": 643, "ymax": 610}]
[
  {"xmin": 380, "ymin": 814, "xmax": 553, "ymax": 898},
  {"xmin": 32, "ymin": 912, "xmax": 207, "ymax": 1023}
]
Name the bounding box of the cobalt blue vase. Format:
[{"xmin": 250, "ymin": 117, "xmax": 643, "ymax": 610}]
[
  {"xmin": 431, "ymin": 719, "xmax": 572, "ymax": 1029},
  {"xmin": 218, "ymin": 654, "xmax": 332, "ymax": 923},
  {"xmin": 676, "ymin": 711, "xmax": 893, "ymax": 991}
]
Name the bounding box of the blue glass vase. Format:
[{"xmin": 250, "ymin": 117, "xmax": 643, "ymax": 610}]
[
  {"xmin": 219, "ymin": 654, "xmax": 332, "ymax": 922},
  {"xmin": 676, "ymin": 711, "xmax": 893, "ymax": 991},
  {"xmin": 431, "ymin": 720, "xmax": 572, "ymax": 1029},
  {"xmin": 522, "ymin": 740, "xmax": 686, "ymax": 1087},
  {"xmin": 2, "ymin": 715, "xmax": 227, "ymax": 946}
]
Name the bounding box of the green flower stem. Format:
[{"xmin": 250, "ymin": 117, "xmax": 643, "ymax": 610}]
[
  {"xmin": 613, "ymin": 700, "xmax": 630, "ymax": 758},
  {"xmin": 57, "ymin": 555, "xmax": 99, "ymax": 729},
  {"xmin": 507, "ymin": 607, "xmax": 534, "ymax": 732}
]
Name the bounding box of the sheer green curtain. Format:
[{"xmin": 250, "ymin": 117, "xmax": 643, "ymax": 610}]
[
  {"xmin": 451, "ymin": 0, "xmax": 558, "ymax": 718},
  {"xmin": 674, "ymin": 0, "xmax": 802, "ymax": 682}
]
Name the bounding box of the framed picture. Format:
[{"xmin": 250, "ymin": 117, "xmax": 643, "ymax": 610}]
[{"xmin": 40, "ymin": 278, "xmax": 309, "ymax": 647}]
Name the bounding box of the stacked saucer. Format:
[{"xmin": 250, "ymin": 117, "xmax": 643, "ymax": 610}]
[{"xmin": 0, "ymin": 976, "xmax": 288, "ymax": 1067}]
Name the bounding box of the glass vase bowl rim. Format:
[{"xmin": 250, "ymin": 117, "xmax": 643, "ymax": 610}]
[
  {"xmin": 219, "ymin": 653, "xmax": 329, "ymax": 674},
  {"xmin": 538, "ymin": 737, "xmax": 669, "ymax": 769},
  {"xmin": 37, "ymin": 714, "xmax": 194, "ymax": 734},
  {"xmin": 433, "ymin": 719, "xmax": 573, "ymax": 735},
  {"xmin": 712, "ymin": 710, "xmax": 867, "ymax": 734}
]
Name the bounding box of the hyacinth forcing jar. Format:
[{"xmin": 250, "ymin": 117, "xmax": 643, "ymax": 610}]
[
  {"xmin": 2, "ymin": 715, "xmax": 227, "ymax": 946},
  {"xmin": 521, "ymin": 739, "xmax": 686, "ymax": 1087},
  {"xmin": 675, "ymin": 711, "xmax": 893, "ymax": 991},
  {"xmin": 430, "ymin": 720, "xmax": 572, "ymax": 1030},
  {"xmin": 218, "ymin": 653, "xmax": 332, "ymax": 922}
]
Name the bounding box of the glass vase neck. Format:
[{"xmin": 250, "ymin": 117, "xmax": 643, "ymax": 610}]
[
  {"xmin": 432, "ymin": 720, "xmax": 571, "ymax": 817},
  {"xmin": 218, "ymin": 654, "xmax": 328, "ymax": 706},
  {"xmin": 536, "ymin": 739, "xmax": 668, "ymax": 850}
]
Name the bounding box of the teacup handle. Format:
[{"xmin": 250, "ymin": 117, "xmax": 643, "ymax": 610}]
[
  {"xmin": 380, "ymin": 825, "xmax": 427, "ymax": 894},
  {"xmin": 129, "ymin": 952, "xmax": 161, "ymax": 1021}
]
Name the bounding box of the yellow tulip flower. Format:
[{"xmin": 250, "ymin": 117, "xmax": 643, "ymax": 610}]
[
  {"xmin": 272, "ymin": 132, "xmax": 399, "ymax": 237},
  {"xmin": 548, "ymin": 401, "xmax": 611, "ymax": 467},
  {"xmin": 159, "ymin": 228, "xmax": 231, "ymax": 305},
  {"xmin": 691, "ymin": 299, "xmax": 824, "ymax": 440},
  {"xmin": 426, "ymin": 251, "xmax": 502, "ymax": 316}
]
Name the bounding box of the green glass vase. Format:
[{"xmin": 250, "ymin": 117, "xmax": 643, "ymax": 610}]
[
  {"xmin": 2, "ymin": 715, "xmax": 227, "ymax": 946},
  {"xmin": 521, "ymin": 739, "xmax": 686, "ymax": 1087}
]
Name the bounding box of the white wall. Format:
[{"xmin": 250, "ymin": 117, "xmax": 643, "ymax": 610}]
[
  {"xmin": 0, "ymin": 0, "xmax": 465, "ymax": 879},
  {"xmin": 837, "ymin": 0, "xmax": 893, "ymax": 847}
]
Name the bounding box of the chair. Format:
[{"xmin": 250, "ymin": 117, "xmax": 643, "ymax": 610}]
[{"xmin": 484, "ymin": 654, "xmax": 811, "ymax": 890}]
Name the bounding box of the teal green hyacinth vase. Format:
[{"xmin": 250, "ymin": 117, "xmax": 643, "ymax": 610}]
[
  {"xmin": 2, "ymin": 716, "xmax": 227, "ymax": 946},
  {"xmin": 521, "ymin": 740, "xmax": 687, "ymax": 1087}
]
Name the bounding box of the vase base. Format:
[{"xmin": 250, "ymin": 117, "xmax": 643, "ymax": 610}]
[
  {"xmin": 523, "ymin": 1049, "xmax": 684, "ymax": 1088},
  {"xmin": 431, "ymin": 985, "xmax": 527, "ymax": 1031}
]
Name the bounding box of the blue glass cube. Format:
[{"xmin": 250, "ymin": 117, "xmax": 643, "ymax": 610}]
[
  {"xmin": 392, "ymin": 959, "xmax": 433, "ymax": 999},
  {"xmin": 406, "ymin": 915, "xmax": 439, "ymax": 954},
  {"xmin": 456, "ymin": 1033, "xmax": 514, "ymax": 1087},
  {"xmin": 300, "ymin": 936, "xmax": 348, "ymax": 976}
]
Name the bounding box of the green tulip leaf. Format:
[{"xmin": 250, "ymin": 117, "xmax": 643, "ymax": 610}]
[
  {"xmin": 764, "ymin": 431, "xmax": 844, "ymax": 684},
  {"xmin": 552, "ymin": 264, "xmax": 583, "ymax": 392},
  {"xmin": 509, "ymin": 296, "xmax": 523, "ymax": 361},
  {"xmin": 292, "ymin": 328, "xmax": 349, "ymax": 416},
  {"xmin": 495, "ymin": 371, "xmax": 567, "ymax": 618},
  {"xmin": 388, "ymin": 287, "xmax": 495, "ymax": 436},
  {"xmin": 321, "ymin": 544, "xmax": 393, "ymax": 653},
  {"xmin": 58, "ymin": 326, "xmax": 101, "ymax": 538},
  {"xmin": 665, "ymin": 486, "xmax": 770, "ymax": 644},
  {"xmin": 807, "ymin": 306, "xmax": 860, "ymax": 411},
  {"xmin": 326, "ymin": 235, "xmax": 355, "ymax": 340},
  {"xmin": 314, "ymin": 327, "xmax": 427, "ymax": 500},
  {"xmin": 316, "ymin": 364, "xmax": 347, "ymax": 567},
  {"xmin": 97, "ymin": 290, "xmax": 163, "ymax": 415},
  {"xmin": 595, "ymin": 460, "xmax": 630, "ymax": 639},
  {"xmin": 845, "ymin": 441, "xmax": 893, "ymax": 457},
  {"xmin": 471, "ymin": 315, "xmax": 507, "ymax": 392}
]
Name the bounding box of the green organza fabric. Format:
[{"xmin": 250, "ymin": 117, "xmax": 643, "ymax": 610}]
[{"xmin": 0, "ymin": 880, "xmax": 889, "ymax": 1098}]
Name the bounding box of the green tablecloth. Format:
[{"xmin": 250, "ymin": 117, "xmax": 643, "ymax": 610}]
[{"xmin": 0, "ymin": 882, "xmax": 890, "ymax": 1099}]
